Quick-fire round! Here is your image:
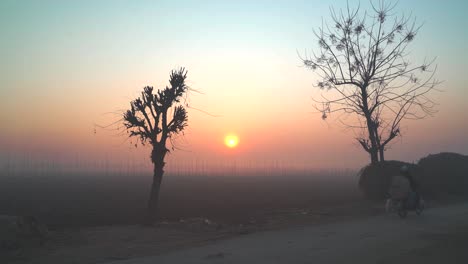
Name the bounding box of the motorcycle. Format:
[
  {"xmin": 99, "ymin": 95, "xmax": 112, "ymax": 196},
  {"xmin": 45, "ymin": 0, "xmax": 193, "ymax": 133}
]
[{"xmin": 385, "ymin": 192, "xmax": 424, "ymax": 218}]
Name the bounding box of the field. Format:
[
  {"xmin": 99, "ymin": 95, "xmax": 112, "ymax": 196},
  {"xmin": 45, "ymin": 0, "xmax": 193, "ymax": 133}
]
[
  {"xmin": 1, "ymin": 170, "xmax": 387, "ymax": 263},
  {"xmin": 2, "ymin": 170, "xmax": 467, "ymax": 264},
  {"xmin": 0, "ymin": 170, "xmax": 365, "ymax": 228}
]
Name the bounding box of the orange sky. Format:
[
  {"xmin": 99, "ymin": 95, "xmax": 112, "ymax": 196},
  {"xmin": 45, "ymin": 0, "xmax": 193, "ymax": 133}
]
[{"xmin": 1, "ymin": 0, "xmax": 467, "ymax": 173}]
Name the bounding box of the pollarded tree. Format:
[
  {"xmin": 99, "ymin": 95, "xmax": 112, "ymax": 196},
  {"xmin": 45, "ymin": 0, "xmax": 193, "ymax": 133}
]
[
  {"xmin": 123, "ymin": 68, "xmax": 189, "ymax": 223},
  {"xmin": 301, "ymin": 1, "xmax": 439, "ymax": 164}
]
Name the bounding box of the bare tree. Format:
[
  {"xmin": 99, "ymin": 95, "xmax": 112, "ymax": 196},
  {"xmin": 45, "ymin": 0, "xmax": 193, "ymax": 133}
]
[
  {"xmin": 301, "ymin": 1, "xmax": 439, "ymax": 164},
  {"xmin": 123, "ymin": 68, "xmax": 189, "ymax": 223}
]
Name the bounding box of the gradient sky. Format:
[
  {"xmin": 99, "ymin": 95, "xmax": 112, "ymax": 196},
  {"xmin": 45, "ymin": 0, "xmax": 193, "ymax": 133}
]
[{"xmin": 1, "ymin": 0, "xmax": 467, "ymax": 173}]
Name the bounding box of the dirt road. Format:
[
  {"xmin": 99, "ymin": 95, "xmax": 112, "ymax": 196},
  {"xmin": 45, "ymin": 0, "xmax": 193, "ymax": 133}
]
[{"xmin": 106, "ymin": 203, "xmax": 468, "ymax": 264}]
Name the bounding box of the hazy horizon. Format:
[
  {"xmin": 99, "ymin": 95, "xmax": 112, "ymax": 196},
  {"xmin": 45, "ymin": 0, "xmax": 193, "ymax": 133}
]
[{"xmin": 1, "ymin": 0, "xmax": 467, "ymax": 174}]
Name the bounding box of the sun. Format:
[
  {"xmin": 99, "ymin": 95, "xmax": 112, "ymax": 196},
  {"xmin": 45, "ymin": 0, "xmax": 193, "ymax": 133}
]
[{"xmin": 224, "ymin": 134, "xmax": 239, "ymax": 148}]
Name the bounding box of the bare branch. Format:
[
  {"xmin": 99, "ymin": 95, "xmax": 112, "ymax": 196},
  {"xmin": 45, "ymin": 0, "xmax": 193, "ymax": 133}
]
[{"xmin": 301, "ymin": 0, "xmax": 440, "ymax": 163}]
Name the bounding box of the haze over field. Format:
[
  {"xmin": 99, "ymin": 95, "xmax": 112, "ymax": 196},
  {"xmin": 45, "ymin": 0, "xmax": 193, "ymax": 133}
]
[
  {"xmin": 2, "ymin": 2, "xmax": 468, "ymax": 263},
  {"xmin": 1, "ymin": 0, "xmax": 467, "ymax": 173}
]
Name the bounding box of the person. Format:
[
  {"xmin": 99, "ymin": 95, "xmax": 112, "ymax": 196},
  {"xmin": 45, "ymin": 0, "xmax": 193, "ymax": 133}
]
[
  {"xmin": 400, "ymin": 165, "xmax": 421, "ymax": 208},
  {"xmin": 389, "ymin": 171, "xmax": 411, "ymax": 201}
]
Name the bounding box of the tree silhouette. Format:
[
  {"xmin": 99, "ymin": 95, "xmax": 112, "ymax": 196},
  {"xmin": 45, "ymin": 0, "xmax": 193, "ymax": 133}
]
[
  {"xmin": 123, "ymin": 68, "xmax": 189, "ymax": 223},
  {"xmin": 301, "ymin": 1, "xmax": 439, "ymax": 164}
]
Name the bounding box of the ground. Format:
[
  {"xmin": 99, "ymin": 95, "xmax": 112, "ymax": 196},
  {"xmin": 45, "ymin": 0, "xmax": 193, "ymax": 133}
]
[
  {"xmin": 1, "ymin": 173, "xmax": 467, "ymax": 263},
  {"xmin": 3, "ymin": 201, "xmax": 467, "ymax": 264},
  {"xmin": 104, "ymin": 203, "xmax": 468, "ymax": 264},
  {"xmin": 1, "ymin": 200, "xmax": 381, "ymax": 264}
]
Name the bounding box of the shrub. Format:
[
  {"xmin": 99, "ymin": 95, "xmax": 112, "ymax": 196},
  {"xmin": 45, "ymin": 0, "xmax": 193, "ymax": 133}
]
[
  {"xmin": 358, "ymin": 161, "xmax": 422, "ymax": 200},
  {"xmin": 418, "ymin": 152, "xmax": 468, "ymax": 196}
]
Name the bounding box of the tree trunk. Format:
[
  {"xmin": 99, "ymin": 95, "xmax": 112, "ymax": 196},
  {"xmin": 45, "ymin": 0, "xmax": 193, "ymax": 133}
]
[
  {"xmin": 146, "ymin": 148, "xmax": 166, "ymax": 224},
  {"xmin": 369, "ymin": 150, "xmax": 378, "ymax": 164},
  {"xmin": 379, "ymin": 147, "xmax": 385, "ymax": 162},
  {"xmin": 361, "ymin": 85, "xmax": 379, "ymax": 164},
  {"xmin": 365, "ymin": 119, "xmax": 379, "ymax": 164},
  {"xmin": 374, "ymin": 127, "xmax": 383, "ymax": 163}
]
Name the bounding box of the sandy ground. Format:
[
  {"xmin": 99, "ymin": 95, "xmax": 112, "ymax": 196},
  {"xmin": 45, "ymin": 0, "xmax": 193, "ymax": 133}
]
[
  {"xmin": 1, "ymin": 201, "xmax": 381, "ymax": 264},
  {"xmin": 104, "ymin": 203, "xmax": 468, "ymax": 264},
  {"xmin": 2, "ymin": 202, "xmax": 467, "ymax": 264}
]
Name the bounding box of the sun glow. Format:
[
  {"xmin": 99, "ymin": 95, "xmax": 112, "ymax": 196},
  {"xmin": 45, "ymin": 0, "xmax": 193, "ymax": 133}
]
[{"xmin": 224, "ymin": 134, "xmax": 239, "ymax": 148}]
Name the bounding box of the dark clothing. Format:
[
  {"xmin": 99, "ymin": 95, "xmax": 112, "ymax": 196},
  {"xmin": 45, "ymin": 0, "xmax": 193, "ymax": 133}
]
[
  {"xmin": 408, "ymin": 177, "xmax": 418, "ymax": 192},
  {"xmin": 403, "ymin": 172, "xmax": 418, "ymax": 192},
  {"xmin": 402, "ymin": 172, "xmax": 421, "ymax": 208}
]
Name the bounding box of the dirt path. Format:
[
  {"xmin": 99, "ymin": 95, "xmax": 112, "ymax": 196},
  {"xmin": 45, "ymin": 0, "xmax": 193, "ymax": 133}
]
[
  {"xmin": 106, "ymin": 203, "xmax": 468, "ymax": 264},
  {"xmin": 1, "ymin": 201, "xmax": 382, "ymax": 264}
]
